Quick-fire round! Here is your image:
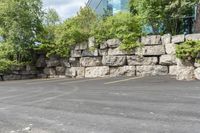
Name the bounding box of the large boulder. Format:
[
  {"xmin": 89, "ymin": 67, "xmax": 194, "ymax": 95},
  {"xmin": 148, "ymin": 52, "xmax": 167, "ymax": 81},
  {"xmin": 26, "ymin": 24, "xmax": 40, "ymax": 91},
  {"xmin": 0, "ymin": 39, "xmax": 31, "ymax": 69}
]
[
  {"xmin": 185, "ymin": 33, "xmax": 200, "ymax": 41},
  {"xmin": 80, "ymin": 57, "xmax": 102, "ymax": 67},
  {"xmin": 43, "ymin": 68, "xmax": 56, "ymax": 76},
  {"xmin": 164, "ymin": 43, "xmax": 176, "ymax": 54},
  {"xmin": 102, "ymin": 56, "xmax": 126, "ymax": 66},
  {"xmin": 141, "ymin": 35, "xmax": 161, "ymax": 45},
  {"xmin": 127, "ymin": 56, "xmax": 158, "ymax": 66},
  {"xmin": 108, "ymin": 47, "xmax": 134, "ymax": 56},
  {"xmin": 99, "ymin": 49, "xmax": 108, "ymax": 56},
  {"xmin": 100, "ymin": 41, "xmax": 108, "ymax": 50},
  {"xmin": 56, "ymin": 66, "xmax": 66, "ymax": 75},
  {"xmin": 60, "ymin": 59, "xmax": 71, "ymax": 68},
  {"xmin": 176, "ymin": 59, "xmax": 195, "ymax": 81},
  {"xmin": 106, "ymin": 39, "xmax": 121, "ymax": 48},
  {"xmin": 82, "ymin": 49, "xmax": 98, "ymax": 57},
  {"xmin": 136, "ymin": 65, "xmax": 168, "ymax": 76},
  {"xmin": 172, "ymin": 35, "xmax": 185, "ymax": 44},
  {"xmin": 71, "ymin": 50, "xmax": 82, "ymax": 58},
  {"xmin": 169, "ymin": 66, "xmax": 177, "ymax": 75},
  {"xmin": 161, "ymin": 34, "xmax": 171, "ymax": 45},
  {"xmin": 110, "ymin": 66, "xmax": 136, "ymax": 77},
  {"xmin": 85, "ymin": 66, "xmax": 109, "ymax": 78},
  {"xmin": 159, "ymin": 55, "xmax": 177, "ymax": 65},
  {"xmin": 74, "ymin": 42, "xmax": 88, "ymax": 50},
  {"xmin": 69, "ymin": 67, "xmax": 85, "ymax": 78},
  {"xmin": 176, "ymin": 66, "xmax": 195, "ymax": 81},
  {"xmin": 88, "ymin": 37, "xmax": 95, "ymax": 48},
  {"xmin": 136, "ymin": 45, "xmax": 165, "ymax": 56},
  {"xmin": 69, "ymin": 57, "xmax": 80, "ymax": 67},
  {"xmin": 46, "ymin": 57, "xmax": 60, "ymax": 68},
  {"xmin": 194, "ymin": 63, "xmax": 200, "ymax": 68},
  {"xmin": 194, "ymin": 68, "xmax": 200, "ymax": 80},
  {"xmin": 4, "ymin": 75, "xmax": 22, "ymax": 80},
  {"xmin": 36, "ymin": 55, "xmax": 46, "ymax": 68}
]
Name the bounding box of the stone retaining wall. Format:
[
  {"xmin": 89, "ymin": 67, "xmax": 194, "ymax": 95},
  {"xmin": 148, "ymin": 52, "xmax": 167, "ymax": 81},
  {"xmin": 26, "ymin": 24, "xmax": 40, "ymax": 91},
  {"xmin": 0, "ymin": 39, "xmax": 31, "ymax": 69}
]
[
  {"xmin": 5, "ymin": 34, "xmax": 199, "ymax": 81},
  {"xmin": 35, "ymin": 33, "xmax": 200, "ymax": 80}
]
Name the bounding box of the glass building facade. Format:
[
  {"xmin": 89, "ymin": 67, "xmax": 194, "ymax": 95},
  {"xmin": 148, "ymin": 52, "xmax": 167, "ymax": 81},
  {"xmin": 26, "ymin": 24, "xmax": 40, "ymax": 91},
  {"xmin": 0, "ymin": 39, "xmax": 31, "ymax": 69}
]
[{"xmin": 86, "ymin": 0, "xmax": 129, "ymax": 16}]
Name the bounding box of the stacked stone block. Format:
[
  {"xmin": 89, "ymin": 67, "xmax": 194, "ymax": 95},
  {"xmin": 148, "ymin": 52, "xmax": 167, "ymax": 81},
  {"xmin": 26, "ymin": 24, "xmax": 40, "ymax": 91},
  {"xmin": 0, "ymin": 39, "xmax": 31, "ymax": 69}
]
[{"xmin": 37, "ymin": 34, "xmax": 200, "ymax": 80}]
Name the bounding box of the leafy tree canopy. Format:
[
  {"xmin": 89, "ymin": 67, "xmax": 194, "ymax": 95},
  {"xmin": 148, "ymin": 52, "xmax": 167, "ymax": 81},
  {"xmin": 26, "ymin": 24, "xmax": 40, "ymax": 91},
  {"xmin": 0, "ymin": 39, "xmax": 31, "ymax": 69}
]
[
  {"xmin": 0, "ymin": 0, "xmax": 43, "ymax": 62},
  {"xmin": 130, "ymin": 0, "xmax": 199, "ymax": 34}
]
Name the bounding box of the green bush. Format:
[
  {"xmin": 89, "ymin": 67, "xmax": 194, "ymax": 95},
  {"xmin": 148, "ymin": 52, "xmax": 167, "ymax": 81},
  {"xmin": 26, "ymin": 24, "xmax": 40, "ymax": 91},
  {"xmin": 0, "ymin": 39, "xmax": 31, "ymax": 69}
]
[
  {"xmin": 91, "ymin": 12, "xmax": 143, "ymax": 51},
  {"xmin": 0, "ymin": 59, "xmax": 16, "ymax": 73},
  {"xmin": 176, "ymin": 40, "xmax": 200, "ymax": 63},
  {"xmin": 38, "ymin": 7, "xmax": 97, "ymax": 58}
]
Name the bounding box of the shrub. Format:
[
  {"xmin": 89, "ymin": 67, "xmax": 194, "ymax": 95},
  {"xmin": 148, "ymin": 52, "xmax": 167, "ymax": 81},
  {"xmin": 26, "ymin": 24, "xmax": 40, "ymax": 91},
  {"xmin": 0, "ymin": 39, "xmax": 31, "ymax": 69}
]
[
  {"xmin": 91, "ymin": 12, "xmax": 143, "ymax": 51},
  {"xmin": 38, "ymin": 7, "xmax": 97, "ymax": 58},
  {"xmin": 176, "ymin": 40, "xmax": 200, "ymax": 63},
  {"xmin": 0, "ymin": 59, "xmax": 16, "ymax": 73}
]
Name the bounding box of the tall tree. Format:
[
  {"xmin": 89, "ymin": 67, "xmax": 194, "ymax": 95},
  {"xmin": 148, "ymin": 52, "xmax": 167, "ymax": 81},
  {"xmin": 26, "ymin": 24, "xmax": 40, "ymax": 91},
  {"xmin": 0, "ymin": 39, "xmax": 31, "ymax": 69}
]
[
  {"xmin": 0, "ymin": 0, "xmax": 43, "ymax": 61},
  {"xmin": 130, "ymin": 0, "xmax": 199, "ymax": 35}
]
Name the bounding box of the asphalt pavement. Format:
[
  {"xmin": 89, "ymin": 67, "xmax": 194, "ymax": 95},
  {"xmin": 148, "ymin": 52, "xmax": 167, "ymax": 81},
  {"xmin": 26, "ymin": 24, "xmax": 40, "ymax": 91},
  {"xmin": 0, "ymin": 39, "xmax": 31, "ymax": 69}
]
[{"xmin": 0, "ymin": 76, "xmax": 200, "ymax": 133}]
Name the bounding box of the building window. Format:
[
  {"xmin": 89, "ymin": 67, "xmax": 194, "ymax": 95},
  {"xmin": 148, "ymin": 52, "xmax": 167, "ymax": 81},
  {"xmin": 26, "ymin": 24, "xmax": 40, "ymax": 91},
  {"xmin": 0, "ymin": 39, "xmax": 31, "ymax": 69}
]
[{"xmin": 87, "ymin": 0, "xmax": 129, "ymax": 15}]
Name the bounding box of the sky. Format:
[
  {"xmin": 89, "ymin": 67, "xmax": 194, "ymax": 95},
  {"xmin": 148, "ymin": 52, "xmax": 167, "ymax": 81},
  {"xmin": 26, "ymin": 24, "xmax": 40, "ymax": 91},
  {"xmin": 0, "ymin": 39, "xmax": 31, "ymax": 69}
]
[{"xmin": 43, "ymin": 0, "xmax": 88, "ymax": 20}]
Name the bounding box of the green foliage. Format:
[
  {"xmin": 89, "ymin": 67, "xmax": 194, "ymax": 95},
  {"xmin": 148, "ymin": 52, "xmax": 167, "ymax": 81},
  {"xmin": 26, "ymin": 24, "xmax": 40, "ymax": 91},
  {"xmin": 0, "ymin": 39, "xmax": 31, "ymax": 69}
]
[
  {"xmin": 38, "ymin": 7, "xmax": 97, "ymax": 57},
  {"xmin": 130, "ymin": 0, "xmax": 199, "ymax": 35},
  {"xmin": 0, "ymin": 59, "xmax": 18, "ymax": 73},
  {"xmin": 91, "ymin": 12, "xmax": 143, "ymax": 51},
  {"xmin": 44, "ymin": 8, "xmax": 60, "ymax": 26},
  {"xmin": 176, "ymin": 40, "xmax": 200, "ymax": 62},
  {"xmin": 0, "ymin": 0, "xmax": 43, "ymax": 62}
]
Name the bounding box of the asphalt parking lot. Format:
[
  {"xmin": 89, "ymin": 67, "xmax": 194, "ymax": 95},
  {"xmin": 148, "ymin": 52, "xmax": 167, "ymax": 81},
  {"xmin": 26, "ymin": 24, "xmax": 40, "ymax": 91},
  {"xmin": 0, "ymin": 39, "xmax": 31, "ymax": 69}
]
[{"xmin": 0, "ymin": 76, "xmax": 200, "ymax": 133}]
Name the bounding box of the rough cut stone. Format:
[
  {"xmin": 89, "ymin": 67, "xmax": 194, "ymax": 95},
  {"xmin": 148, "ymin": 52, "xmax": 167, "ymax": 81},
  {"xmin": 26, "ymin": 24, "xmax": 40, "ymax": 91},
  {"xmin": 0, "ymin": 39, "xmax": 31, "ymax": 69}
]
[
  {"xmin": 108, "ymin": 47, "xmax": 134, "ymax": 56},
  {"xmin": 37, "ymin": 73, "xmax": 48, "ymax": 78},
  {"xmin": 194, "ymin": 63, "xmax": 200, "ymax": 68},
  {"xmin": 70, "ymin": 67, "xmax": 85, "ymax": 78},
  {"xmin": 162, "ymin": 34, "xmax": 171, "ymax": 45},
  {"xmin": 136, "ymin": 65, "xmax": 168, "ymax": 76},
  {"xmin": 136, "ymin": 45, "xmax": 165, "ymax": 56},
  {"xmin": 43, "ymin": 68, "xmax": 56, "ymax": 76},
  {"xmin": 99, "ymin": 49, "xmax": 108, "ymax": 56},
  {"xmin": 69, "ymin": 57, "xmax": 80, "ymax": 67},
  {"xmin": 169, "ymin": 66, "xmax": 177, "ymax": 75},
  {"xmin": 80, "ymin": 57, "xmax": 102, "ymax": 67},
  {"xmin": 177, "ymin": 59, "xmax": 194, "ymax": 67},
  {"xmin": 127, "ymin": 56, "xmax": 158, "ymax": 65},
  {"xmin": 46, "ymin": 57, "xmax": 60, "ymax": 68},
  {"xmin": 185, "ymin": 33, "xmax": 200, "ymax": 41},
  {"xmin": 4, "ymin": 75, "xmax": 22, "ymax": 80},
  {"xmin": 165, "ymin": 43, "xmax": 176, "ymax": 54},
  {"xmin": 106, "ymin": 39, "xmax": 121, "ymax": 48},
  {"xmin": 176, "ymin": 59, "xmax": 195, "ymax": 80},
  {"xmin": 75, "ymin": 42, "xmax": 88, "ymax": 50},
  {"xmin": 176, "ymin": 66, "xmax": 195, "ymax": 81},
  {"xmin": 21, "ymin": 74, "xmax": 37, "ymax": 80},
  {"xmin": 141, "ymin": 35, "xmax": 161, "ymax": 45},
  {"xmin": 65, "ymin": 68, "xmax": 72, "ymax": 77},
  {"xmin": 56, "ymin": 66, "xmax": 65, "ymax": 75},
  {"xmin": 159, "ymin": 55, "xmax": 177, "ymax": 65},
  {"xmin": 172, "ymin": 35, "xmax": 185, "ymax": 44},
  {"xmin": 82, "ymin": 49, "xmax": 98, "ymax": 57},
  {"xmin": 88, "ymin": 37, "xmax": 95, "ymax": 48},
  {"xmin": 71, "ymin": 50, "xmax": 82, "ymax": 58},
  {"xmin": 85, "ymin": 66, "xmax": 109, "ymax": 78},
  {"xmin": 110, "ymin": 66, "xmax": 136, "ymax": 77},
  {"xmin": 102, "ymin": 56, "xmax": 126, "ymax": 66},
  {"xmin": 36, "ymin": 55, "xmax": 46, "ymax": 68},
  {"xmin": 194, "ymin": 68, "xmax": 200, "ymax": 80},
  {"xmin": 100, "ymin": 42, "xmax": 108, "ymax": 49},
  {"xmin": 60, "ymin": 59, "xmax": 71, "ymax": 68}
]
